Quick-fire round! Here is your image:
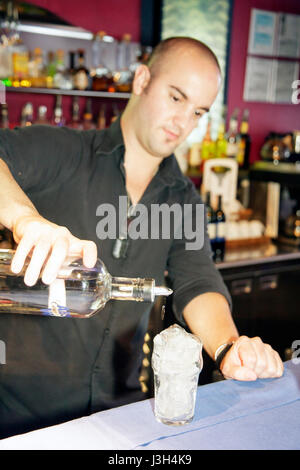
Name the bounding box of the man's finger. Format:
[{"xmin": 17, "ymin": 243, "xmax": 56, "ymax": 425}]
[
  {"xmin": 41, "ymin": 237, "xmax": 69, "ymax": 285},
  {"xmin": 11, "ymin": 234, "xmax": 37, "ymax": 274},
  {"xmin": 23, "ymin": 237, "xmax": 52, "ymax": 286}
]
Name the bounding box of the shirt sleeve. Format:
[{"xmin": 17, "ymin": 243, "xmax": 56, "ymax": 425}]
[
  {"xmin": 0, "ymin": 125, "xmax": 84, "ymax": 193},
  {"xmin": 166, "ymin": 182, "xmax": 232, "ymax": 326}
]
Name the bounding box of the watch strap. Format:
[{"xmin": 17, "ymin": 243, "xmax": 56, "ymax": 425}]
[{"xmin": 215, "ymin": 342, "xmax": 234, "ymax": 371}]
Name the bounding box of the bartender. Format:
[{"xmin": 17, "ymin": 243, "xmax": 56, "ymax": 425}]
[{"xmin": 0, "ymin": 37, "xmax": 283, "ymax": 439}]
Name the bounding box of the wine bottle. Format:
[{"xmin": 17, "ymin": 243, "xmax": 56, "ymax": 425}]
[
  {"xmin": 0, "ymin": 249, "xmax": 172, "ymax": 318},
  {"xmin": 236, "ymin": 109, "xmax": 251, "ymax": 169},
  {"xmin": 214, "ymin": 195, "xmax": 226, "ymax": 262},
  {"xmin": 205, "ymin": 192, "xmax": 217, "ymax": 256}
]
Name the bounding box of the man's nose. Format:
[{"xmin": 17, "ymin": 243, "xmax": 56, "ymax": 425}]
[{"xmin": 173, "ymin": 107, "xmax": 194, "ymax": 132}]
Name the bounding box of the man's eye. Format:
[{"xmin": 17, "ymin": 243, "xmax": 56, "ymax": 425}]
[
  {"xmin": 171, "ymin": 94, "xmax": 180, "ymax": 102},
  {"xmin": 195, "ymin": 110, "xmax": 204, "ymax": 118}
]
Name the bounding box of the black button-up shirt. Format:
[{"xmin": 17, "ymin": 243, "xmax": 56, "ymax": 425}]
[{"xmin": 0, "ymin": 118, "xmax": 230, "ymax": 438}]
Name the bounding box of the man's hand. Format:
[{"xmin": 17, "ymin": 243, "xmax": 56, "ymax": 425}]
[
  {"xmin": 11, "ymin": 214, "xmax": 97, "ymax": 286},
  {"xmin": 219, "ymin": 336, "xmax": 284, "ymax": 381}
]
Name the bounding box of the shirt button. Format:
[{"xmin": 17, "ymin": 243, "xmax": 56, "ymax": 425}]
[{"xmin": 104, "ymin": 328, "xmax": 110, "ymax": 335}]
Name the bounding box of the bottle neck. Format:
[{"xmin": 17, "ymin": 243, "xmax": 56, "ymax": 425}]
[
  {"xmin": 110, "ymin": 277, "xmax": 172, "ymax": 303},
  {"xmin": 110, "ymin": 276, "xmax": 156, "ymax": 302}
]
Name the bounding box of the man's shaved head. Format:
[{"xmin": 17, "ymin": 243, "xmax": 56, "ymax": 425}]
[{"xmin": 146, "ymin": 36, "xmax": 221, "ymax": 79}]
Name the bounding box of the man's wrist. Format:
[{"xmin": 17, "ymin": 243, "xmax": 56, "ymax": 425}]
[{"xmin": 214, "ymin": 342, "xmax": 234, "ymax": 371}]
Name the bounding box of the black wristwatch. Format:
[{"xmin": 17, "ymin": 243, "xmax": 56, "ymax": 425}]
[{"xmin": 215, "ymin": 342, "xmax": 234, "ymax": 371}]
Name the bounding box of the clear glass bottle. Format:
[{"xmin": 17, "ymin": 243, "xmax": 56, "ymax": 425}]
[
  {"xmin": 51, "ymin": 94, "xmax": 65, "ymax": 127},
  {"xmin": 91, "ymin": 31, "xmax": 114, "ymax": 92},
  {"xmin": 113, "ymin": 34, "xmax": 133, "ymax": 92},
  {"xmin": 0, "ymin": 249, "xmax": 172, "ymax": 318},
  {"xmin": 68, "ymin": 96, "xmax": 82, "ymax": 129},
  {"xmin": 28, "ymin": 47, "xmax": 46, "ymax": 88},
  {"xmin": 0, "ymin": 103, "xmax": 10, "ymax": 129},
  {"xmin": 20, "ymin": 102, "xmax": 33, "ymax": 127},
  {"xmin": 34, "ymin": 105, "xmax": 49, "ymax": 125},
  {"xmin": 225, "ymin": 108, "xmax": 239, "ymax": 159}
]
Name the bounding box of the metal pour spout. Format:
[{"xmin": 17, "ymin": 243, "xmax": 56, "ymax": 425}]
[{"xmin": 153, "ymin": 286, "xmax": 173, "ymax": 297}]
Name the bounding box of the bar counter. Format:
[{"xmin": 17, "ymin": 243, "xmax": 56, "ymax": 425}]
[
  {"xmin": 217, "ymin": 241, "xmax": 300, "ymax": 270},
  {"xmin": 0, "ymin": 360, "xmax": 299, "ymax": 450}
]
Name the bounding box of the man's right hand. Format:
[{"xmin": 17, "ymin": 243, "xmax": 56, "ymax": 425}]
[{"xmin": 11, "ymin": 214, "xmax": 97, "ymax": 286}]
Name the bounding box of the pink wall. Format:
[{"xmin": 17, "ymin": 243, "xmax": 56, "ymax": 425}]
[
  {"xmin": 227, "ymin": 0, "xmax": 300, "ymax": 163},
  {"xmin": 27, "ymin": 0, "xmax": 141, "ymax": 41}
]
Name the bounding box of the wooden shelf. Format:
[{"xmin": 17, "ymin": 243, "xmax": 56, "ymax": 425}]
[{"xmin": 5, "ymin": 86, "xmax": 131, "ymax": 99}]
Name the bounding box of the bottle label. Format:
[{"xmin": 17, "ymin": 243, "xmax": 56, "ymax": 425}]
[
  {"xmin": 217, "ymin": 222, "xmax": 226, "ymax": 239},
  {"xmin": 208, "ymin": 223, "xmax": 217, "ymax": 239},
  {"xmin": 74, "ymin": 70, "xmax": 89, "ymax": 90},
  {"xmin": 226, "ymin": 142, "xmax": 238, "ymax": 158}
]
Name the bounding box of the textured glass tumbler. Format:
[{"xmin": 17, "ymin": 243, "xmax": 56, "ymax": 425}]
[{"xmin": 152, "ymin": 324, "xmax": 203, "ymax": 426}]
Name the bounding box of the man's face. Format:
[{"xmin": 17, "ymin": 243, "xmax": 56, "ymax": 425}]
[{"xmin": 133, "ymin": 47, "xmax": 221, "ymax": 159}]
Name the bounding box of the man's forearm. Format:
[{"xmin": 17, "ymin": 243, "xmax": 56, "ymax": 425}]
[
  {"xmin": 0, "ymin": 158, "xmax": 38, "ymax": 232},
  {"xmin": 183, "ymin": 292, "xmax": 239, "ymax": 359}
]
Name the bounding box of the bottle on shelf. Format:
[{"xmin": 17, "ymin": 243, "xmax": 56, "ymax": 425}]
[
  {"xmin": 63, "ymin": 50, "xmax": 76, "ymax": 90},
  {"xmin": 68, "ymin": 96, "xmax": 82, "ymax": 129},
  {"xmin": 113, "ymin": 34, "xmax": 133, "ymax": 92},
  {"xmin": 28, "ymin": 47, "xmax": 46, "ymax": 88},
  {"xmin": 215, "ymin": 106, "xmax": 227, "ymax": 159},
  {"xmin": 205, "ymin": 191, "xmax": 217, "ymax": 256},
  {"xmin": 214, "ymin": 195, "xmax": 226, "ymax": 262},
  {"xmin": 200, "ymin": 115, "xmax": 214, "ymax": 171},
  {"xmin": 225, "ymin": 108, "xmax": 239, "ymax": 160},
  {"xmin": 91, "ymin": 31, "xmax": 114, "ymax": 92},
  {"xmin": 97, "ymin": 103, "xmax": 107, "ymax": 130},
  {"xmin": 187, "ymin": 142, "xmax": 201, "ymax": 176},
  {"xmin": 53, "ymin": 49, "xmax": 70, "ymax": 90},
  {"xmin": 236, "ymin": 109, "xmax": 251, "ymax": 170},
  {"xmin": 74, "ymin": 49, "xmax": 90, "ymax": 91},
  {"xmin": 52, "ymin": 95, "xmax": 65, "ymax": 127},
  {"xmin": 0, "ymin": 103, "xmax": 9, "ymax": 129},
  {"xmin": 82, "ymin": 98, "xmax": 95, "ymax": 130},
  {"xmin": 35, "ymin": 105, "xmax": 49, "ymax": 125},
  {"xmin": 0, "ymin": 249, "xmax": 172, "ymax": 318},
  {"xmin": 20, "ymin": 102, "xmax": 33, "ymax": 127},
  {"xmin": 45, "ymin": 51, "xmax": 57, "ymax": 89},
  {"xmin": 11, "ymin": 37, "xmax": 30, "ymax": 87}
]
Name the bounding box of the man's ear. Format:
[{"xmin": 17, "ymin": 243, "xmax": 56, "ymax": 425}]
[{"xmin": 132, "ymin": 64, "xmax": 151, "ymax": 95}]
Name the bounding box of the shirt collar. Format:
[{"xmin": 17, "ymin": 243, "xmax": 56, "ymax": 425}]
[{"xmin": 94, "ymin": 116, "xmax": 188, "ymax": 189}]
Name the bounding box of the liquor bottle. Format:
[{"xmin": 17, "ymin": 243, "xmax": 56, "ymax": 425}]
[
  {"xmin": 187, "ymin": 142, "xmax": 201, "ymax": 176},
  {"xmin": 114, "ymin": 34, "xmax": 133, "ymax": 92},
  {"xmin": 0, "ymin": 249, "xmax": 172, "ymax": 318},
  {"xmin": 62, "ymin": 51, "xmax": 76, "ymax": 90},
  {"xmin": 91, "ymin": 31, "xmax": 114, "ymax": 92},
  {"xmin": 74, "ymin": 49, "xmax": 90, "ymax": 91},
  {"xmin": 52, "ymin": 95, "xmax": 65, "ymax": 127},
  {"xmin": 215, "ymin": 106, "xmax": 227, "ymax": 159},
  {"xmin": 0, "ymin": 103, "xmax": 9, "ymax": 129},
  {"xmin": 236, "ymin": 109, "xmax": 251, "ymax": 169},
  {"xmin": 34, "ymin": 105, "xmax": 49, "ymax": 125},
  {"xmin": 225, "ymin": 108, "xmax": 239, "ymax": 159},
  {"xmin": 205, "ymin": 192, "xmax": 217, "ymax": 255},
  {"xmin": 28, "ymin": 47, "xmax": 46, "ymax": 88},
  {"xmin": 53, "ymin": 49, "xmax": 68, "ymax": 90},
  {"xmin": 45, "ymin": 51, "xmax": 56, "ymax": 88},
  {"xmin": 200, "ymin": 116, "xmax": 214, "ymax": 171},
  {"xmin": 68, "ymin": 96, "xmax": 82, "ymax": 129},
  {"xmin": 11, "ymin": 38, "xmax": 30, "ymax": 87},
  {"xmin": 214, "ymin": 195, "xmax": 226, "ymax": 262},
  {"xmin": 97, "ymin": 103, "xmax": 106, "ymax": 130},
  {"xmin": 20, "ymin": 102, "xmax": 33, "ymax": 127},
  {"xmin": 284, "ymin": 205, "xmax": 300, "ymax": 242},
  {"xmin": 82, "ymin": 98, "xmax": 95, "ymax": 130}
]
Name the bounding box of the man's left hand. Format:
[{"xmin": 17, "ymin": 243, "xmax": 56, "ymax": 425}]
[{"xmin": 220, "ymin": 336, "xmax": 284, "ymax": 381}]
